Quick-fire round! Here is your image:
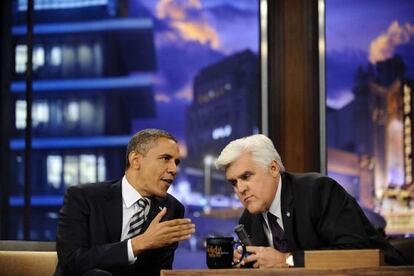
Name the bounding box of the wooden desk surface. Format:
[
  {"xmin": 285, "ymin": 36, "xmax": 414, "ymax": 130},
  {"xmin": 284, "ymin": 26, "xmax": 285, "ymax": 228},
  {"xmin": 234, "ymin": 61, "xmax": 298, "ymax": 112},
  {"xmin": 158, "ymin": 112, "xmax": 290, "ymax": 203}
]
[{"xmin": 161, "ymin": 266, "xmax": 414, "ymax": 276}]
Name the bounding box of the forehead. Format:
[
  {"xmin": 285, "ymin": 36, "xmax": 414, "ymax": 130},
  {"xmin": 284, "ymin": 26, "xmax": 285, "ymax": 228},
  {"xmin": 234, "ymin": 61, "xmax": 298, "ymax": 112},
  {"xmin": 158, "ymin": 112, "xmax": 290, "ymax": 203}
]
[
  {"xmin": 225, "ymin": 152, "xmax": 256, "ymax": 178},
  {"xmin": 146, "ymin": 138, "xmax": 179, "ymax": 156}
]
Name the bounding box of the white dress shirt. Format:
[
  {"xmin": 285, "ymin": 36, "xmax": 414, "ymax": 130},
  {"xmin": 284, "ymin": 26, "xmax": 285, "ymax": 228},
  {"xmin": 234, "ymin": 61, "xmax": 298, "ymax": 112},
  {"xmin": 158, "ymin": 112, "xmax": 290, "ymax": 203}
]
[
  {"xmin": 121, "ymin": 175, "xmax": 151, "ymax": 263},
  {"xmin": 261, "ymin": 174, "xmax": 284, "ymax": 248}
]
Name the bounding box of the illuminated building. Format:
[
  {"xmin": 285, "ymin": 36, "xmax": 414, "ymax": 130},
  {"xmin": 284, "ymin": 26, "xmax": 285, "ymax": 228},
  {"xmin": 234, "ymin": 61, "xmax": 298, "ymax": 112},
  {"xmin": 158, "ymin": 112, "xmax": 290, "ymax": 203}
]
[
  {"xmin": 186, "ymin": 50, "xmax": 259, "ymax": 194},
  {"xmin": 327, "ymin": 56, "xmax": 414, "ymax": 215},
  {"xmin": 7, "ymin": 0, "xmax": 156, "ymax": 239}
]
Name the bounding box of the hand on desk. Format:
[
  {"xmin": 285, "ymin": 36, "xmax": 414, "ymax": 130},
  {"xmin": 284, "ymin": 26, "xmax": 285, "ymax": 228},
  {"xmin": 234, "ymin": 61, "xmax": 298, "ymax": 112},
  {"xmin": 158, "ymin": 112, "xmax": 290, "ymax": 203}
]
[
  {"xmin": 131, "ymin": 207, "xmax": 196, "ymax": 255},
  {"xmin": 237, "ymin": 246, "xmax": 290, "ymax": 268}
]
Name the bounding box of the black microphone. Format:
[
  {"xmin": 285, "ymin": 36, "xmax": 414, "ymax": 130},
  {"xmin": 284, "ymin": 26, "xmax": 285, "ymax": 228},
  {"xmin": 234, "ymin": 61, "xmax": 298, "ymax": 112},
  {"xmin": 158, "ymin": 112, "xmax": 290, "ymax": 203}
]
[
  {"xmin": 234, "ymin": 224, "xmax": 252, "ymax": 246},
  {"xmin": 234, "ymin": 224, "xmax": 253, "ymax": 268}
]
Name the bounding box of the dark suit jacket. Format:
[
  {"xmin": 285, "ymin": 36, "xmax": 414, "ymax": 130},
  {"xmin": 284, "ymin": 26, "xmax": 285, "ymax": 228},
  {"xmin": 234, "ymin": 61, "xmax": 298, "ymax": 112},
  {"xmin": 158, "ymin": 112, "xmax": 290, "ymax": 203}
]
[
  {"xmin": 239, "ymin": 172, "xmax": 407, "ymax": 266},
  {"xmin": 54, "ymin": 179, "xmax": 184, "ymax": 276}
]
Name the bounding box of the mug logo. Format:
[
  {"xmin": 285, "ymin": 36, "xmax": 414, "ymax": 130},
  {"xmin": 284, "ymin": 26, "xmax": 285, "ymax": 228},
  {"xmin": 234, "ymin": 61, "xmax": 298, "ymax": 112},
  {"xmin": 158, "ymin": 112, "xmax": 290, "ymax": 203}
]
[{"xmin": 207, "ymin": 245, "xmax": 223, "ymax": 258}]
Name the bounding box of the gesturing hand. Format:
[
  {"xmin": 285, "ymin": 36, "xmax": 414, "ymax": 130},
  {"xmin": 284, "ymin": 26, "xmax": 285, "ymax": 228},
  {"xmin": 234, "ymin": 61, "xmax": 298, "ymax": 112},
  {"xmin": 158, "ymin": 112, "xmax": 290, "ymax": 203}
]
[
  {"xmin": 131, "ymin": 207, "xmax": 195, "ymax": 255},
  {"xmin": 242, "ymin": 246, "xmax": 290, "ymax": 268}
]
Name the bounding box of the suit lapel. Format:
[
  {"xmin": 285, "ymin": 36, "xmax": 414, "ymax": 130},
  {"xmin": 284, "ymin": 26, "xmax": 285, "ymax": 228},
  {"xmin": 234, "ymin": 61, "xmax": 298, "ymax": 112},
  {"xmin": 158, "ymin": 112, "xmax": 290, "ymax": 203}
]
[
  {"xmin": 280, "ymin": 172, "xmax": 296, "ymax": 250},
  {"xmin": 142, "ymin": 196, "xmax": 167, "ymax": 232},
  {"xmin": 250, "ymin": 214, "xmax": 268, "ymax": 246},
  {"xmin": 103, "ymin": 180, "xmax": 123, "ymax": 242}
]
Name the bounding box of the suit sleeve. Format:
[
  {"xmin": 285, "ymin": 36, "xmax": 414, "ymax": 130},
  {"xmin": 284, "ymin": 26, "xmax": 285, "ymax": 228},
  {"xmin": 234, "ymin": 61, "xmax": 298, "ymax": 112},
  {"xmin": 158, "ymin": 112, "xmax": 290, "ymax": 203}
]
[
  {"xmin": 56, "ymin": 186, "xmax": 130, "ymax": 275},
  {"xmin": 290, "ymin": 177, "xmax": 371, "ymax": 266},
  {"xmin": 292, "ymin": 177, "xmax": 407, "ymax": 266},
  {"xmin": 313, "ymin": 178, "xmax": 372, "ymax": 248},
  {"xmin": 158, "ymin": 200, "xmax": 185, "ymax": 269},
  {"xmin": 139, "ymin": 199, "xmax": 185, "ymax": 271}
]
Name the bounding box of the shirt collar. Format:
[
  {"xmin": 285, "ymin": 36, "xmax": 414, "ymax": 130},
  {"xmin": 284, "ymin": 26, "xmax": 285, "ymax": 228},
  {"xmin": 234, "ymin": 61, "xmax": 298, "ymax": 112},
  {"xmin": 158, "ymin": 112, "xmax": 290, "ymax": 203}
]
[
  {"xmin": 122, "ymin": 175, "xmax": 144, "ymax": 208},
  {"xmin": 263, "ymin": 174, "xmax": 282, "ymax": 219}
]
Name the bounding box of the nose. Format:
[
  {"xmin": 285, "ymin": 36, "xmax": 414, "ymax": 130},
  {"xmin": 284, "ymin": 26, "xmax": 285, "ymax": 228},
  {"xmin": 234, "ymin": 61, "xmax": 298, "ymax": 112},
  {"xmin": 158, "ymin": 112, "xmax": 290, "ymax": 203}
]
[
  {"xmin": 235, "ymin": 180, "xmax": 248, "ymax": 194},
  {"xmin": 167, "ymin": 160, "xmax": 177, "ymax": 176}
]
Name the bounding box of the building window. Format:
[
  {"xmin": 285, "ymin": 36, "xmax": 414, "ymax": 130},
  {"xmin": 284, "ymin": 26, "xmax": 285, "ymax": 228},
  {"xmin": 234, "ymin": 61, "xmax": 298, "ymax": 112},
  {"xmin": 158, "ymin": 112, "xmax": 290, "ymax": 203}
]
[
  {"xmin": 47, "ymin": 155, "xmax": 62, "ymax": 189},
  {"xmin": 33, "ymin": 101, "xmax": 49, "ymax": 127},
  {"xmin": 50, "ymin": 46, "xmax": 62, "ymax": 66},
  {"xmin": 15, "ymin": 100, "xmax": 26, "ymax": 129},
  {"xmin": 15, "ymin": 45, "xmax": 27, "ymax": 73},
  {"xmin": 64, "ymin": 156, "xmax": 79, "ymax": 187},
  {"xmin": 65, "ymin": 101, "xmax": 80, "ymax": 123}
]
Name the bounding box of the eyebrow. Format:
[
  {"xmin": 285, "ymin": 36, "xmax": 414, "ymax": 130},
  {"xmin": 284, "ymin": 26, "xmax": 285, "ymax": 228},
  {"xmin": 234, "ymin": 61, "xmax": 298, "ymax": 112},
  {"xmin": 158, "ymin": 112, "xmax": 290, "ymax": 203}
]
[
  {"xmin": 226, "ymin": 170, "xmax": 254, "ymax": 185},
  {"xmin": 239, "ymin": 170, "xmax": 254, "ymax": 178},
  {"xmin": 159, "ymin": 154, "xmax": 181, "ymax": 165}
]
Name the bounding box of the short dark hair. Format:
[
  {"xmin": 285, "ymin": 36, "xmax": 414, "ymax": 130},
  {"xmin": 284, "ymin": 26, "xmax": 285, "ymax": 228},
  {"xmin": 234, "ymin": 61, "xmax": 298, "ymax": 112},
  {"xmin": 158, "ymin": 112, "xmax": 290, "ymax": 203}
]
[{"xmin": 125, "ymin": 128, "xmax": 177, "ymax": 170}]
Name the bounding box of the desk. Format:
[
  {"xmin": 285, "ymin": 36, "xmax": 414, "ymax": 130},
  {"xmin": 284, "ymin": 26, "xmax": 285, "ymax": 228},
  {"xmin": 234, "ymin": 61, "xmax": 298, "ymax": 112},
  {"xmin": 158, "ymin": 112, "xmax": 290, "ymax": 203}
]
[{"xmin": 161, "ymin": 266, "xmax": 414, "ymax": 276}]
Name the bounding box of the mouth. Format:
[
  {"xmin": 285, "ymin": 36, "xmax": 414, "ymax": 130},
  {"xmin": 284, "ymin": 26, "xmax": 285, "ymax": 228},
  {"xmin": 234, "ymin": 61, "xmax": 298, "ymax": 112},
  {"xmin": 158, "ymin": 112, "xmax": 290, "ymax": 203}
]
[
  {"xmin": 243, "ymin": 195, "xmax": 253, "ymax": 203},
  {"xmin": 161, "ymin": 178, "xmax": 174, "ymax": 185}
]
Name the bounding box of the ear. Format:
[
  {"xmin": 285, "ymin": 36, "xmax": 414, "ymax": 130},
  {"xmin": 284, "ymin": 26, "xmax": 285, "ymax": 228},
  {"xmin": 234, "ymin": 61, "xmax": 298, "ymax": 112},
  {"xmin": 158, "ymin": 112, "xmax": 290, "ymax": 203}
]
[
  {"xmin": 269, "ymin": 160, "xmax": 280, "ymax": 178},
  {"xmin": 129, "ymin": 151, "xmax": 142, "ymax": 170}
]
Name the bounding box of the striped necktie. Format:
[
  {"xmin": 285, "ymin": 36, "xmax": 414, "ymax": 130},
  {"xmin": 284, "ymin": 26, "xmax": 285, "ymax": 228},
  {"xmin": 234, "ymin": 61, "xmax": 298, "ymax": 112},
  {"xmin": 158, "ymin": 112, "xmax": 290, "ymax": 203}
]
[{"xmin": 126, "ymin": 197, "xmax": 150, "ymax": 239}]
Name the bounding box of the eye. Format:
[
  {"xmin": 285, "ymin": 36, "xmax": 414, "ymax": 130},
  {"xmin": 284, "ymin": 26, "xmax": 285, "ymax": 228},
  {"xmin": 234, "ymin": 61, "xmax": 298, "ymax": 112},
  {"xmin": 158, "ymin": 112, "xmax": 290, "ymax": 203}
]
[
  {"xmin": 160, "ymin": 155, "xmax": 172, "ymax": 162},
  {"xmin": 240, "ymin": 172, "xmax": 253, "ymax": 181},
  {"xmin": 228, "ymin": 179, "xmax": 237, "ymax": 187}
]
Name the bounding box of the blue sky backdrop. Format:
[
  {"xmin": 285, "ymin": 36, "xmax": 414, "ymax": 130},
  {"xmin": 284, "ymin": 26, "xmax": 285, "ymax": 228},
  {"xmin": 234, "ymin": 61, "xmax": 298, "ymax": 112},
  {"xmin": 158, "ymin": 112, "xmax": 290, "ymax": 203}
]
[
  {"xmin": 129, "ymin": 0, "xmax": 414, "ymax": 144},
  {"xmin": 132, "ymin": 0, "xmax": 259, "ymax": 146},
  {"xmin": 326, "ymin": 0, "xmax": 414, "ymax": 109}
]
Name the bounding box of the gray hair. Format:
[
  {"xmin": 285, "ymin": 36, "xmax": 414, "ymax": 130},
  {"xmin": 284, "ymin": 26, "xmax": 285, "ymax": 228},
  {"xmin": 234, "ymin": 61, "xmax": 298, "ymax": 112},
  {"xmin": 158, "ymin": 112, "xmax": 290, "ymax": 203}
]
[
  {"xmin": 215, "ymin": 134, "xmax": 285, "ymax": 172},
  {"xmin": 125, "ymin": 128, "xmax": 177, "ymax": 169}
]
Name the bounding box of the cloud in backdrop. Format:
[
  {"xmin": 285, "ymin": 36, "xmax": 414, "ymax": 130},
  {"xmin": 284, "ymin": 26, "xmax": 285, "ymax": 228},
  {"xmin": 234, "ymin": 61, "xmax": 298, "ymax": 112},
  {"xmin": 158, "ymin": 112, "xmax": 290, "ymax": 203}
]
[
  {"xmin": 132, "ymin": 0, "xmax": 259, "ymax": 142},
  {"xmin": 326, "ymin": 0, "xmax": 414, "ymax": 109},
  {"xmin": 369, "ymin": 21, "xmax": 414, "ymax": 64}
]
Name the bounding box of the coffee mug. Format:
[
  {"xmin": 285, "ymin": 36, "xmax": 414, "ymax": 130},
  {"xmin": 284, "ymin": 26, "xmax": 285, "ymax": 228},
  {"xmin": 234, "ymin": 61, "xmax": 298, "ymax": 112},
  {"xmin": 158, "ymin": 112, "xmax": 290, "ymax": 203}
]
[{"xmin": 206, "ymin": 236, "xmax": 244, "ymax": 269}]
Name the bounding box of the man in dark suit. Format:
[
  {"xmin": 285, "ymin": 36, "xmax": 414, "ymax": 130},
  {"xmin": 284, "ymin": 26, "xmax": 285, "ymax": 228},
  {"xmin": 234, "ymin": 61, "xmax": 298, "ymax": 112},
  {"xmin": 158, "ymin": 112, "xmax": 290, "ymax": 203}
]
[
  {"xmin": 215, "ymin": 134, "xmax": 406, "ymax": 268},
  {"xmin": 55, "ymin": 129, "xmax": 195, "ymax": 276}
]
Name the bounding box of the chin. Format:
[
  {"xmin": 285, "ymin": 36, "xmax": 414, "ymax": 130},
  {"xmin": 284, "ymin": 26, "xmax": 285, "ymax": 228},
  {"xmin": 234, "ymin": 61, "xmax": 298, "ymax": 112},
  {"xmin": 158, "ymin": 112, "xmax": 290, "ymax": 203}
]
[
  {"xmin": 156, "ymin": 190, "xmax": 168, "ymax": 198},
  {"xmin": 245, "ymin": 201, "xmax": 266, "ymax": 214},
  {"xmin": 246, "ymin": 205, "xmax": 262, "ymax": 214}
]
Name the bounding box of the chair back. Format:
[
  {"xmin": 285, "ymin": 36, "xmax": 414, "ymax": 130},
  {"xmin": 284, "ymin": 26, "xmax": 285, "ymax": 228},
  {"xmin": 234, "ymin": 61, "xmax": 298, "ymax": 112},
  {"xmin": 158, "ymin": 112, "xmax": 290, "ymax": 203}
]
[{"xmin": 0, "ymin": 240, "xmax": 57, "ymax": 276}]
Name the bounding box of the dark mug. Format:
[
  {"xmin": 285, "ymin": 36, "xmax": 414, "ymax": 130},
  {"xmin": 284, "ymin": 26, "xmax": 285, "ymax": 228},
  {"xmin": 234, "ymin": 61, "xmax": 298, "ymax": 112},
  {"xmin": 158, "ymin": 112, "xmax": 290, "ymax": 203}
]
[{"xmin": 206, "ymin": 236, "xmax": 244, "ymax": 269}]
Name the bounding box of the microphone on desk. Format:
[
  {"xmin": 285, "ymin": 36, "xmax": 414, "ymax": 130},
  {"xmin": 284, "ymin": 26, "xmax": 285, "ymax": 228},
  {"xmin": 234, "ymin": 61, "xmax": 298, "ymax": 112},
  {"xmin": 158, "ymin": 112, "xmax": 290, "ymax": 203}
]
[
  {"xmin": 234, "ymin": 224, "xmax": 252, "ymax": 246},
  {"xmin": 234, "ymin": 224, "xmax": 253, "ymax": 268}
]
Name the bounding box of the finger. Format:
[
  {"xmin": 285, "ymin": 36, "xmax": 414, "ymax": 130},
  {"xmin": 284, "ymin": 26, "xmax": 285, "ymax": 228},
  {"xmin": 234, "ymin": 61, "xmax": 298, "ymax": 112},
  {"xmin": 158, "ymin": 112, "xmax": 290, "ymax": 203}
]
[
  {"xmin": 167, "ymin": 227, "xmax": 196, "ymax": 239},
  {"xmin": 163, "ymin": 223, "xmax": 196, "ymax": 234},
  {"xmin": 253, "ymin": 261, "xmax": 259, "ymax": 268},
  {"xmin": 161, "ymin": 223, "xmax": 195, "ymax": 235},
  {"xmin": 162, "ymin": 218, "xmax": 193, "ymax": 226},
  {"xmin": 234, "ymin": 249, "xmax": 242, "ymax": 258},
  {"xmin": 153, "ymin": 207, "xmax": 167, "ymax": 223},
  {"xmin": 233, "ymin": 256, "xmax": 240, "ymax": 263},
  {"xmin": 244, "ymin": 253, "xmax": 258, "ymax": 264},
  {"xmin": 246, "ymin": 246, "xmax": 259, "ymax": 253},
  {"xmin": 169, "ymin": 234, "xmax": 192, "ymax": 243}
]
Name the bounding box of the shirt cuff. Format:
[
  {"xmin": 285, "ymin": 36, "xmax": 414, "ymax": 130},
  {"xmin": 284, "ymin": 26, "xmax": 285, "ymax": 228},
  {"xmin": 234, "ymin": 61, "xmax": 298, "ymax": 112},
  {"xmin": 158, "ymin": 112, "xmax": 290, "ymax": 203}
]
[{"xmin": 127, "ymin": 239, "xmax": 137, "ymax": 264}]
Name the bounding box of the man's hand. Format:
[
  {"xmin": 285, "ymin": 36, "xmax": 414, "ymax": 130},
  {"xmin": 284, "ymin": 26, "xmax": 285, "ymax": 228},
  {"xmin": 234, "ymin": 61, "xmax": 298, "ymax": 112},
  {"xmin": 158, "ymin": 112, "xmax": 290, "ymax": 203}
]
[
  {"xmin": 232, "ymin": 244, "xmax": 247, "ymax": 267},
  {"xmin": 131, "ymin": 207, "xmax": 195, "ymax": 255},
  {"xmin": 233, "ymin": 247, "xmax": 242, "ymax": 265},
  {"xmin": 242, "ymin": 246, "xmax": 290, "ymax": 268}
]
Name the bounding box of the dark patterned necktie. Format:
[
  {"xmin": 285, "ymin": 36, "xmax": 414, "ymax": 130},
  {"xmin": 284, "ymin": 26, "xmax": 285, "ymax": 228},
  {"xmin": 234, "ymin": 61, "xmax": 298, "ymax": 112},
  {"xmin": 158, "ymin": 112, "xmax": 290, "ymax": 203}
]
[
  {"xmin": 267, "ymin": 212, "xmax": 289, "ymax": 252},
  {"xmin": 126, "ymin": 197, "xmax": 149, "ymax": 239}
]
